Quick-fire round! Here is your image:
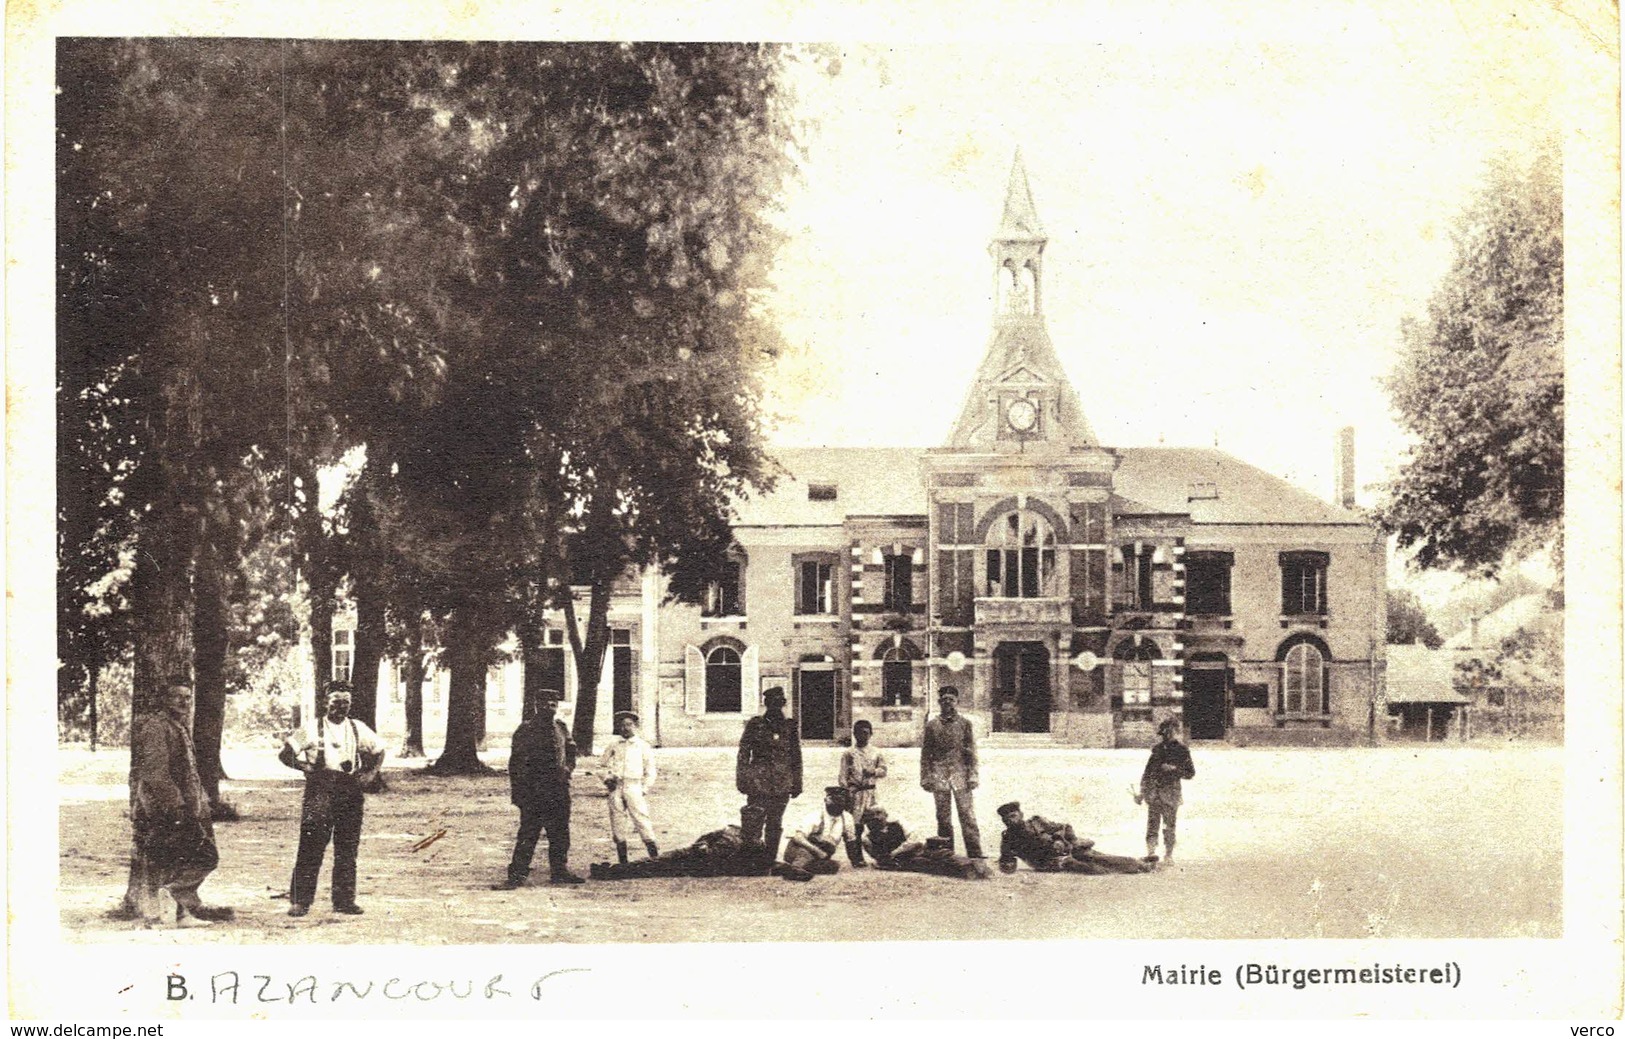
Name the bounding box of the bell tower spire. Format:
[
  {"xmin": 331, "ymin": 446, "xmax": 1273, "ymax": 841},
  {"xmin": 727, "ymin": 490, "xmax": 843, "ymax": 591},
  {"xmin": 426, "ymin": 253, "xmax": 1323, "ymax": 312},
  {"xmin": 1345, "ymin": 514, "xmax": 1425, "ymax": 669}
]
[
  {"xmin": 947, "ymin": 150, "xmax": 1096, "ymax": 449},
  {"xmin": 991, "ymin": 147, "xmax": 1047, "ymax": 318}
]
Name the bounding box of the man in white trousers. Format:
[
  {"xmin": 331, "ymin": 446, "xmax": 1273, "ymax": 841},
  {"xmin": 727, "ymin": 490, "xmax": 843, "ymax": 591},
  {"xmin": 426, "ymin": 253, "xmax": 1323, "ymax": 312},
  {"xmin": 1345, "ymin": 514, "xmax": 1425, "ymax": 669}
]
[{"xmin": 601, "ymin": 710, "xmax": 659, "ymax": 865}]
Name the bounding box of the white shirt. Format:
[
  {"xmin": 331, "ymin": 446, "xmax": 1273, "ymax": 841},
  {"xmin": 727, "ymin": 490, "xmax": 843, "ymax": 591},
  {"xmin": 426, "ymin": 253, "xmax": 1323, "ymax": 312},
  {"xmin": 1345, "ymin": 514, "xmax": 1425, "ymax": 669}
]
[
  {"xmin": 285, "ymin": 715, "xmax": 381, "ymax": 775},
  {"xmin": 600, "ymin": 734, "xmax": 656, "ymax": 787},
  {"xmin": 795, "ymin": 808, "xmax": 857, "ymax": 846}
]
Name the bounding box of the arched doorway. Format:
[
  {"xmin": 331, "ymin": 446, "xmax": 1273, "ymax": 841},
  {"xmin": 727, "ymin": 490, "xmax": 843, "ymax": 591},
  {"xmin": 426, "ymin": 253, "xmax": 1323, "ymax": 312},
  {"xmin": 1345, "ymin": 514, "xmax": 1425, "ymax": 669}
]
[{"xmin": 993, "ymin": 641, "xmax": 1050, "ymax": 733}]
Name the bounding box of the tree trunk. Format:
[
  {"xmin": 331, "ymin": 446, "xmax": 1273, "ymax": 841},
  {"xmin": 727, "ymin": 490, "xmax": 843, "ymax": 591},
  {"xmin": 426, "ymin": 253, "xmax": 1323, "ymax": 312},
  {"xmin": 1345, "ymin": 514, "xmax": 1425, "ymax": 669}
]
[
  {"xmin": 428, "ymin": 608, "xmax": 493, "ymax": 775},
  {"xmin": 192, "ymin": 529, "xmax": 234, "ymax": 818},
  {"xmin": 566, "ymin": 583, "xmax": 612, "ymax": 756},
  {"xmin": 309, "ymin": 573, "xmax": 336, "ymax": 698},
  {"xmin": 89, "ymin": 663, "xmax": 100, "ymax": 754},
  {"xmin": 519, "ymin": 613, "xmax": 546, "ymax": 720},
  {"xmin": 118, "ymin": 495, "xmax": 197, "ymax": 915},
  {"xmin": 350, "ymin": 575, "xmax": 384, "ymax": 730},
  {"xmin": 402, "ymin": 610, "xmax": 425, "ymax": 758}
]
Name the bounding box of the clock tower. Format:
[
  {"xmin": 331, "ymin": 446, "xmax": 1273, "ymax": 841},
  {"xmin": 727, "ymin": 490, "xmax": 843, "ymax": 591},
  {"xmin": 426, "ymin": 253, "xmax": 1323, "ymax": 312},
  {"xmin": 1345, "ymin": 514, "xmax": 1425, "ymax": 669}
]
[
  {"xmin": 924, "ymin": 151, "xmax": 1120, "ymax": 742},
  {"xmin": 945, "ymin": 149, "xmax": 1097, "ymax": 452}
]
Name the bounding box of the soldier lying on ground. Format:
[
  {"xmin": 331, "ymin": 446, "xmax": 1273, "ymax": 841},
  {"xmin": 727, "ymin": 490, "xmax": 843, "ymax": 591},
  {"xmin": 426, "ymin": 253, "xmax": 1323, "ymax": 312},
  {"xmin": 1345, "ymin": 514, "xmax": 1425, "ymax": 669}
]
[
  {"xmin": 995, "ymin": 801, "xmax": 1156, "ymax": 875},
  {"xmin": 588, "ymin": 825, "xmax": 774, "ymax": 880},
  {"xmin": 861, "ymin": 807, "xmax": 992, "ymax": 880}
]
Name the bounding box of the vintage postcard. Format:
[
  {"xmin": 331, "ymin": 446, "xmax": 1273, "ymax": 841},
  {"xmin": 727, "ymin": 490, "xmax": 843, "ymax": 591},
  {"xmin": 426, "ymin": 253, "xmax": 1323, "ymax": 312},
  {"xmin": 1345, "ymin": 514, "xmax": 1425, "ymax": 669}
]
[{"xmin": 8, "ymin": 0, "xmax": 1621, "ymax": 1023}]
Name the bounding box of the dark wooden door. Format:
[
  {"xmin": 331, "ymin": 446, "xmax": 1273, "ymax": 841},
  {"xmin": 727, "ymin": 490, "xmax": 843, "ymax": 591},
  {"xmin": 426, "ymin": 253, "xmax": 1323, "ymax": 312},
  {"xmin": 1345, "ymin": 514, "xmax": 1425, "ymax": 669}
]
[
  {"xmin": 799, "ymin": 669, "xmax": 836, "ymax": 740},
  {"xmin": 994, "ymin": 642, "xmax": 1051, "ymax": 733},
  {"xmin": 1184, "ymin": 665, "xmax": 1228, "ymax": 740}
]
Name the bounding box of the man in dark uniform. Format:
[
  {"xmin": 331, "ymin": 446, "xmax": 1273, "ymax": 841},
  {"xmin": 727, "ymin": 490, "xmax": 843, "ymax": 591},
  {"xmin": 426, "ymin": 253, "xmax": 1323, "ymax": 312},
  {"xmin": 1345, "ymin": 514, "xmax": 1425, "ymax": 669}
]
[
  {"xmin": 996, "ymin": 801, "xmax": 1154, "ymax": 874},
  {"xmin": 590, "ymin": 824, "xmax": 761, "ymax": 880},
  {"xmin": 122, "ymin": 675, "xmax": 234, "ymax": 926},
  {"xmin": 493, "ymin": 688, "xmax": 585, "ymax": 887},
  {"xmin": 736, "ymin": 685, "xmax": 801, "ymax": 867},
  {"xmin": 920, "ymin": 686, "xmax": 983, "ymax": 859},
  {"xmin": 1140, "ymin": 717, "xmax": 1196, "ymax": 863}
]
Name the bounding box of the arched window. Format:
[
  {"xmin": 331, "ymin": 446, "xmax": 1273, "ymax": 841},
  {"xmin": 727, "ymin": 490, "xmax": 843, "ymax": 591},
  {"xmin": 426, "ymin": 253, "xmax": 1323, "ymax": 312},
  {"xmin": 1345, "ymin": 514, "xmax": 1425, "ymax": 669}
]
[
  {"xmin": 985, "ymin": 510, "xmax": 1057, "ymax": 598},
  {"xmin": 879, "ymin": 640, "xmax": 920, "ymax": 707},
  {"xmin": 1282, "ymin": 641, "xmax": 1326, "ymax": 714},
  {"xmin": 705, "ymin": 645, "xmax": 742, "ymax": 714},
  {"xmin": 1113, "ymin": 637, "xmax": 1160, "ymax": 714}
]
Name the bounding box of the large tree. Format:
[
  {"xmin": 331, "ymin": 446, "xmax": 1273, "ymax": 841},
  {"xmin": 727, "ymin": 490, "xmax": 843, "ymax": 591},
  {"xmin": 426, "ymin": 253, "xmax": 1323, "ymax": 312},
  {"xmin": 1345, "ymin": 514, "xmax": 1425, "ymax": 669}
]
[
  {"xmin": 1378, "ymin": 144, "xmax": 1563, "ymax": 578},
  {"xmin": 1386, "ymin": 588, "xmax": 1443, "ymax": 649}
]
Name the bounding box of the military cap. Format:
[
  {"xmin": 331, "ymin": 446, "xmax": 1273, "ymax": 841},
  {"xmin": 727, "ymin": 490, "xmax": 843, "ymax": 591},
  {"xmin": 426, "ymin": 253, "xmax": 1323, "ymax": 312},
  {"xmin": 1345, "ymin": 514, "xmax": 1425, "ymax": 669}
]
[
  {"xmin": 762, "ymin": 686, "xmax": 787, "ymax": 704},
  {"xmin": 614, "ymin": 710, "xmax": 640, "ymax": 725},
  {"xmin": 823, "ymin": 786, "xmax": 850, "ymax": 803},
  {"xmin": 1157, "ymin": 717, "xmax": 1180, "ymax": 736},
  {"xmin": 996, "ymin": 801, "xmax": 1022, "ymax": 817},
  {"xmin": 852, "ymin": 719, "xmax": 873, "ymax": 732},
  {"xmin": 937, "ymin": 686, "xmax": 960, "ymax": 701},
  {"xmin": 536, "ymin": 687, "xmax": 565, "ymax": 703},
  {"xmin": 327, "ymin": 678, "xmax": 354, "ymax": 695},
  {"xmin": 924, "ymin": 836, "xmax": 952, "ymax": 852}
]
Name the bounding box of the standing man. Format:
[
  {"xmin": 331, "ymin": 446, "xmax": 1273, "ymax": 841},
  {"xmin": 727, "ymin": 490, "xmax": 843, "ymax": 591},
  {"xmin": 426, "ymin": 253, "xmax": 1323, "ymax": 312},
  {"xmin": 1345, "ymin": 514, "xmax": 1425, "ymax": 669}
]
[
  {"xmin": 600, "ymin": 710, "xmax": 659, "ymax": 865},
  {"xmin": 920, "ymin": 686, "xmax": 983, "ymax": 860},
  {"xmin": 126, "ymin": 675, "xmax": 234, "ymax": 927},
  {"xmin": 1140, "ymin": 717, "xmax": 1196, "ymax": 864},
  {"xmin": 736, "ymin": 685, "xmax": 802, "ymax": 866},
  {"xmin": 838, "ymin": 719, "xmax": 888, "ymax": 849},
  {"xmin": 494, "ymin": 688, "xmax": 585, "ymax": 887},
  {"xmin": 281, "ymin": 680, "xmax": 385, "ymax": 916}
]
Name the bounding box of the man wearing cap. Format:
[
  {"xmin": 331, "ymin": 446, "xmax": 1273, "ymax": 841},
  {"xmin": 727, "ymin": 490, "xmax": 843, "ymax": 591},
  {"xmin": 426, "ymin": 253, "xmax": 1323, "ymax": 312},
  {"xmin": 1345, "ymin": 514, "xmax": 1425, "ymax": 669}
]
[
  {"xmin": 121, "ymin": 675, "xmax": 234, "ymax": 927},
  {"xmin": 495, "ymin": 688, "xmax": 585, "ymax": 887},
  {"xmin": 996, "ymin": 801, "xmax": 1154, "ymax": 874},
  {"xmin": 736, "ymin": 685, "xmax": 802, "ymax": 866},
  {"xmin": 1140, "ymin": 717, "xmax": 1196, "ymax": 863},
  {"xmin": 281, "ymin": 680, "xmax": 386, "ymax": 916},
  {"xmin": 920, "ymin": 686, "xmax": 984, "ymax": 859},
  {"xmin": 777, "ymin": 786, "xmax": 863, "ymax": 880},
  {"xmin": 861, "ymin": 807, "xmax": 986, "ymax": 880},
  {"xmin": 600, "ymin": 709, "xmax": 658, "ymax": 865}
]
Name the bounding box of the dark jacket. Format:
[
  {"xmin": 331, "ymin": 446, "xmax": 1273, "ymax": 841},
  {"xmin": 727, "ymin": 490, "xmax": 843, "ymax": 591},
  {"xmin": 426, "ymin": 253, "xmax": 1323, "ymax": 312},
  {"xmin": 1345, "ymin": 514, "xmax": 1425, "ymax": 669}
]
[
  {"xmin": 509, "ymin": 715, "xmax": 577, "ymax": 809},
  {"xmin": 999, "ymin": 815, "xmax": 1086, "ymax": 872},
  {"xmin": 1141, "ymin": 739, "xmax": 1196, "ymax": 808},
  {"xmin": 920, "ymin": 713, "xmax": 978, "ymax": 792},
  {"xmin": 736, "ymin": 712, "xmax": 802, "ymax": 798}
]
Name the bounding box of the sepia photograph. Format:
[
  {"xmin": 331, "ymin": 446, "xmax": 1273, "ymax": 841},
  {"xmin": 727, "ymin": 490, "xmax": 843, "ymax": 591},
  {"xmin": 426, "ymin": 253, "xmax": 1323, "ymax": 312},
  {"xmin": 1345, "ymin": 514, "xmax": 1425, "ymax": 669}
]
[{"xmin": 9, "ymin": 0, "xmax": 1621, "ymax": 1023}]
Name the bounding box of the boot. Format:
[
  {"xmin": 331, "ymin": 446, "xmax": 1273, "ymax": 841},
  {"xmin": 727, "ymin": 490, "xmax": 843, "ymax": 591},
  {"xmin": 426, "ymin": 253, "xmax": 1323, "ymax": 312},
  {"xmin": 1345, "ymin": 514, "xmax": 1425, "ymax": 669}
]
[
  {"xmin": 1163, "ymin": 840, "xmax": 1175, "ymax": 865},
  {"xmin": 616, "ymin": 841, "xmax": 630, "ymax": 866},
  {"xmin": 643, "ymin": 839, "xmax": 659, "ymax": 860},
  {"xmin": 549, "ymin": 843, "xmax": 585, "ymax": 885}
]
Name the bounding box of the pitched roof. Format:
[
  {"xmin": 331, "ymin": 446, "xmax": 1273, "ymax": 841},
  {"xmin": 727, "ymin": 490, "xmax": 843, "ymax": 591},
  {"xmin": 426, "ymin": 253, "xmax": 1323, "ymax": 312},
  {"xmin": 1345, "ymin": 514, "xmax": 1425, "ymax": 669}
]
[
  {"xmin": 1440, "ymin": 593, "xmax": 1556, "ymax": 650},
  {"xmin": 732, "ymin": 445, "xmax": 1369, "ymax": 528},
  {"xmin": 1112, "ymin": 448, "xmax": 1366, "ymax": 525},
  {"xmin": 734, "ymin": 447, "xmax": 928, "ymax": 526},
  {"xmin": 1385, "ymin": 644, "xmax": 1471, "ymax": 704}
]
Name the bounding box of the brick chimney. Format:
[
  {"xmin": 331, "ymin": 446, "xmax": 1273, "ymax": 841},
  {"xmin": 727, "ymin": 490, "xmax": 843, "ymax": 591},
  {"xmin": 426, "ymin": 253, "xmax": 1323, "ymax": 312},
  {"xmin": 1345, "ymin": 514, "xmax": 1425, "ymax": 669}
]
[{"xmin": 1334, "ymin": 426, "xmax": 1357, "ymax": 509}]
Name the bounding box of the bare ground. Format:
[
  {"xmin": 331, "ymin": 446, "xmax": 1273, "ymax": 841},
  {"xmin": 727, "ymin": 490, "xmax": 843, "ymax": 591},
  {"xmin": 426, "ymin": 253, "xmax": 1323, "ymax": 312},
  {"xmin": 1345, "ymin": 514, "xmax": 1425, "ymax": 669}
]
[{"xmin": 56, "ymin": 742, "xmax": 1562, "ymax": 944}]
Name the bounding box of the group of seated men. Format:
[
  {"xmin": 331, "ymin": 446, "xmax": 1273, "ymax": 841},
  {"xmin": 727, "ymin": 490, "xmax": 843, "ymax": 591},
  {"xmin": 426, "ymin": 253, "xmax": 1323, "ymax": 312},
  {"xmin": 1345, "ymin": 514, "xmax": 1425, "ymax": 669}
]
[{"xmin": 589, "ymin": 786, "xmax": 1154, "ymax": 883}]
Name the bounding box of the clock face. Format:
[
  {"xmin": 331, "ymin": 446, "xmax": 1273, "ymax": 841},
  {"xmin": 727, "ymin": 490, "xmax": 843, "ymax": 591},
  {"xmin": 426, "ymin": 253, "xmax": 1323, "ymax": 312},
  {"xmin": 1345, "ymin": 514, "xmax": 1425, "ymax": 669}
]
[{"xmin": 1007, "ymin": 398, "xmax": 1039, "ymax": 433}]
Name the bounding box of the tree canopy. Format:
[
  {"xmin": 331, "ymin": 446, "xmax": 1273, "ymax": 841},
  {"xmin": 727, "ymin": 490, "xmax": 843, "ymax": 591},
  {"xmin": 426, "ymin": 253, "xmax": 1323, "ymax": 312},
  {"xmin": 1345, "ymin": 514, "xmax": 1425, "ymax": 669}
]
[
  {"xmin": 57, "ymin": 40, "xmax": 807, "ymax": 774},
  {"xmin": 1378, "ymin": 144, "xmax": 1563, "ymax": 578}
]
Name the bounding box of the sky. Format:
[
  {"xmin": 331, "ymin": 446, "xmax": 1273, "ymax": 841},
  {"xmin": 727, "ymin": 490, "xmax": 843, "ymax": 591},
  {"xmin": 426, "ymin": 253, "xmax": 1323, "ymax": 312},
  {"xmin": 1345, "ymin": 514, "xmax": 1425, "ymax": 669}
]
[{"xmin": 756, "ymin": 8, "xmax": 1564, "ymax": 521}]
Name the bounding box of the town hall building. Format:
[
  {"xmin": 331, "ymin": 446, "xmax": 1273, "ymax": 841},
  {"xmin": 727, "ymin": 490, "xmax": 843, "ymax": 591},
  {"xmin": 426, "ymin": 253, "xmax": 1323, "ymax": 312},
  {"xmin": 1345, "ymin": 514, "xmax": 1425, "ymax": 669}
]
[{"xmin": 369, "ymin": 156, "xmax": 1387, "ymax": 749}]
